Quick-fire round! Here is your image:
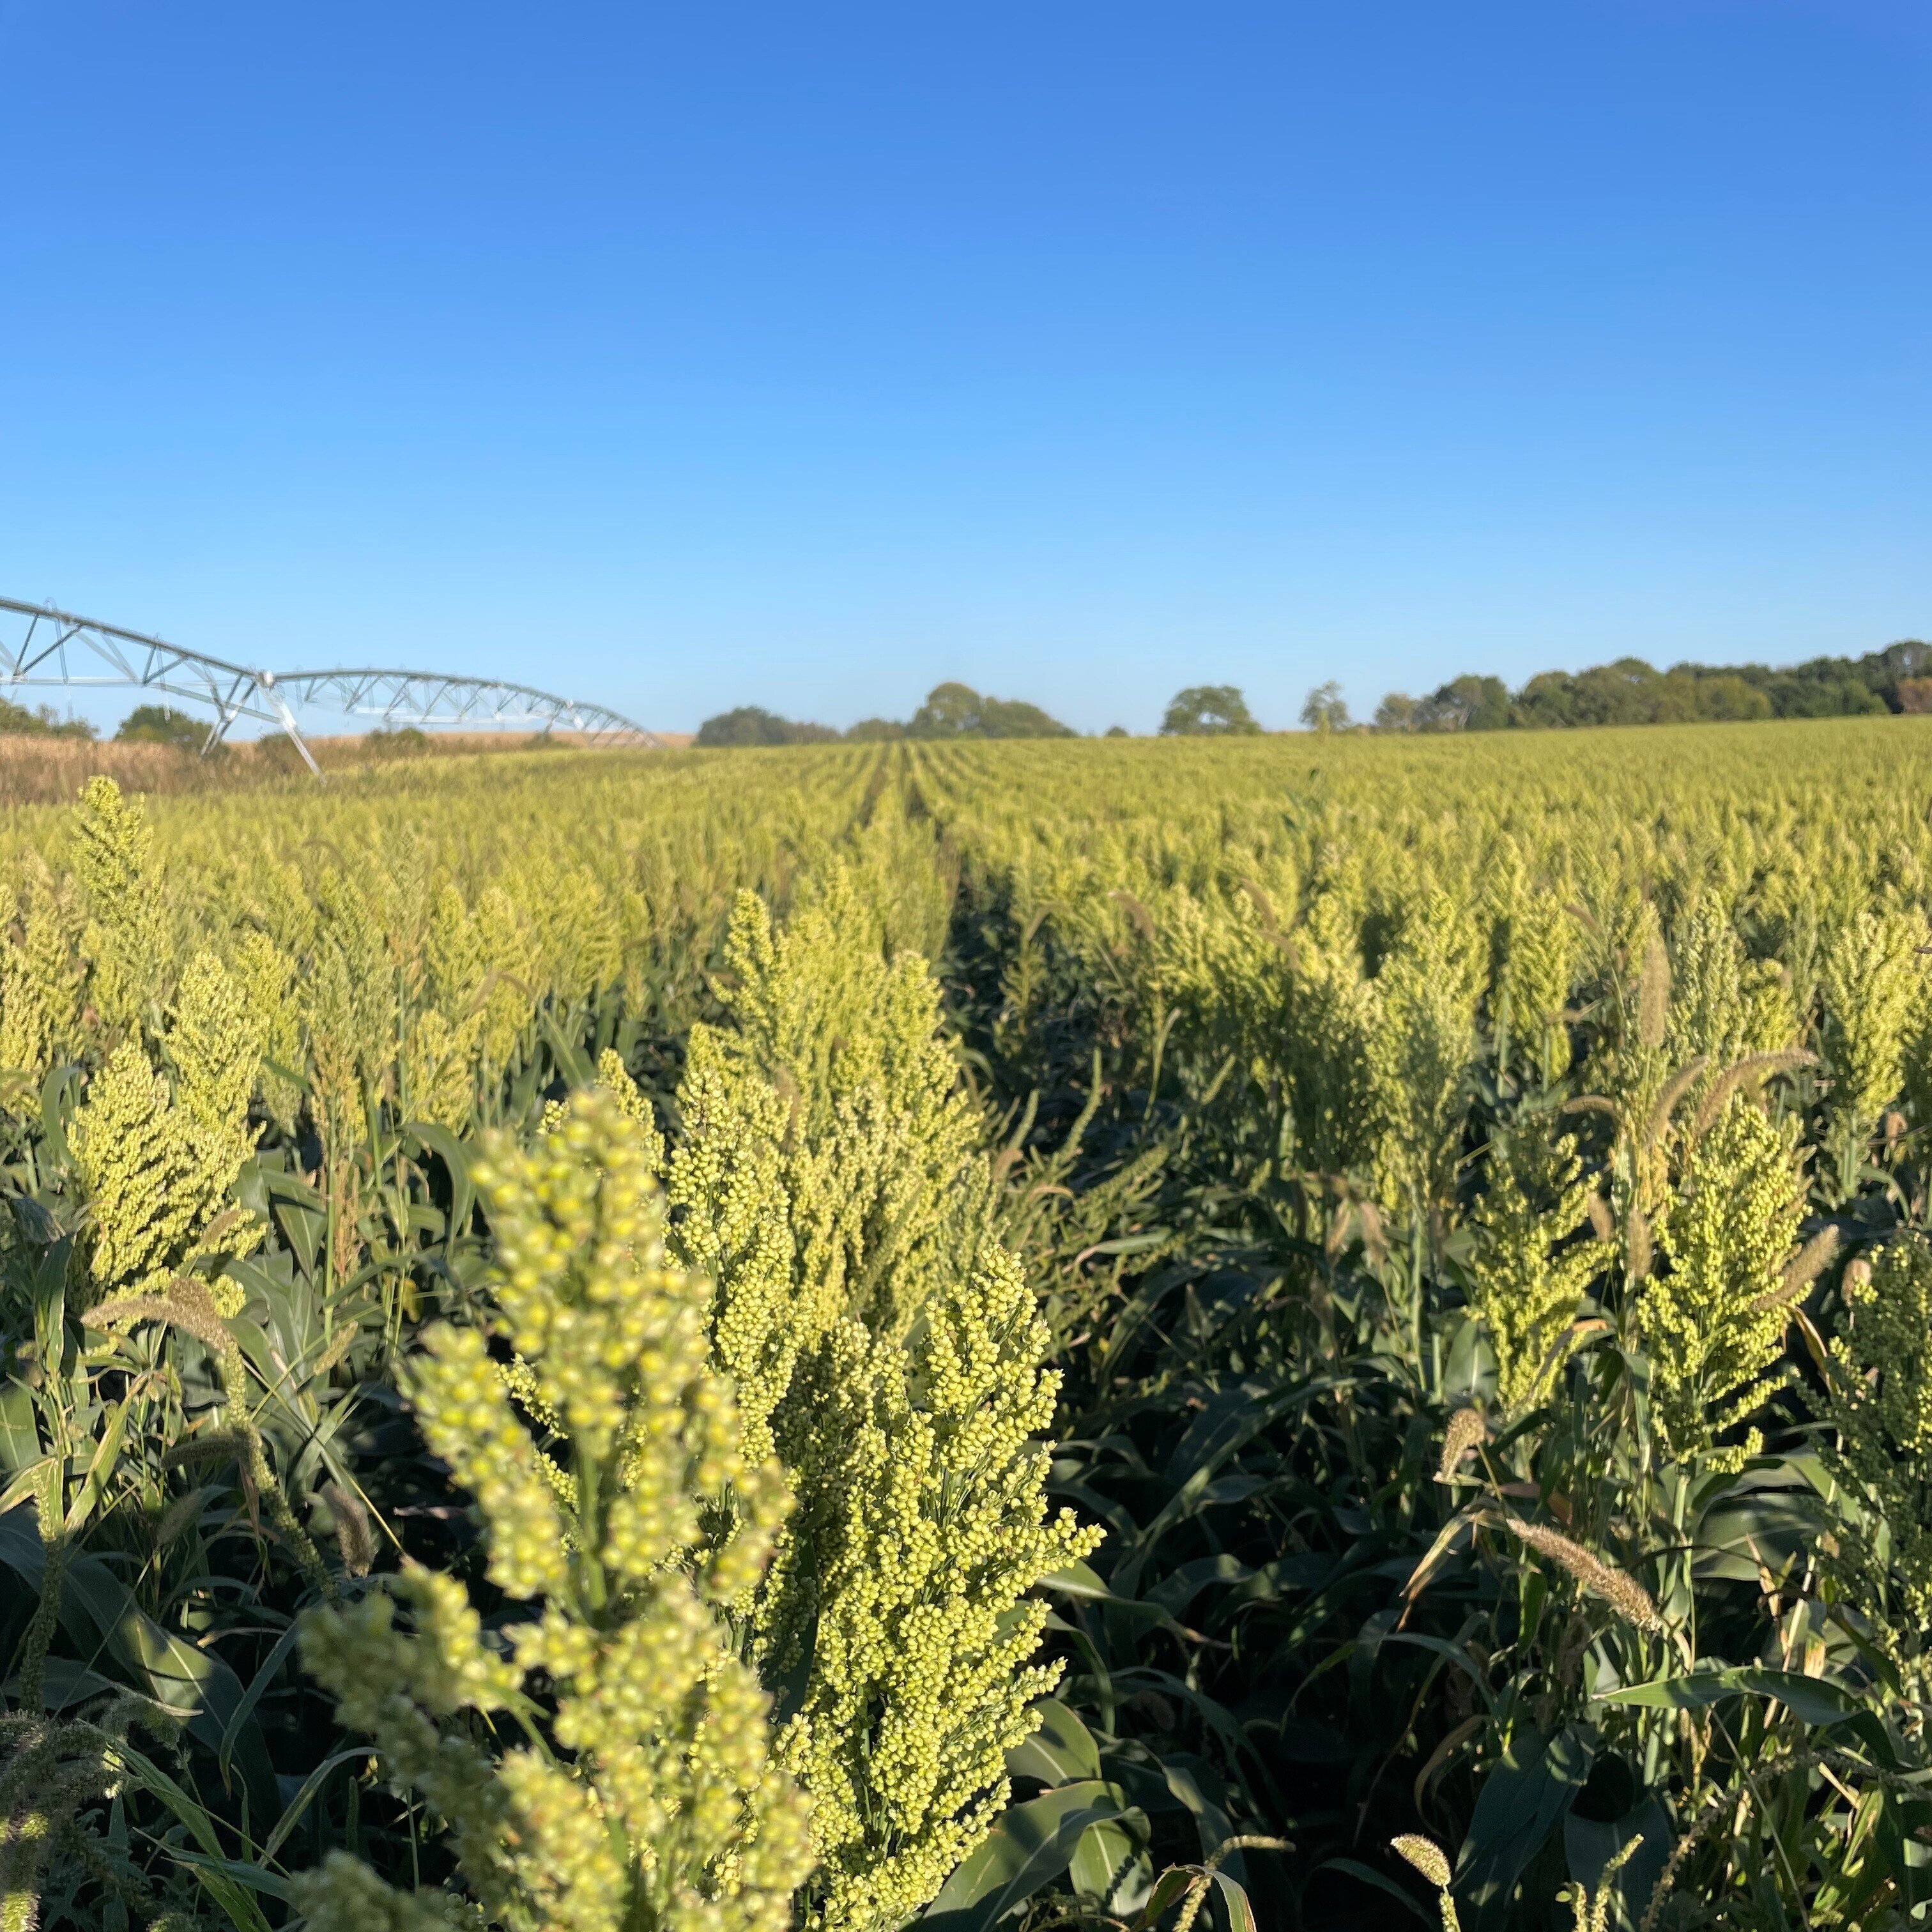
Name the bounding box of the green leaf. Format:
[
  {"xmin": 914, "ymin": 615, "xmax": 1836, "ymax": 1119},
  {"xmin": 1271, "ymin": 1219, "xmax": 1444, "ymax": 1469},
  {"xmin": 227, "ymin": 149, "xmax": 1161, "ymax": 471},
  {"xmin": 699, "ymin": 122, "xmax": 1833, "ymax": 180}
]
[
  {"xmin": 0, "ymin": 1506, "xmax": 283, "ymax": 1834},
  {"xmin": 1440, "ymin": 1308, "xmax": 1498, "ymax": 1410},
  {"xmin": 1135, "ymin": 1867, "xmax": 1202, "ymax": 1925},
  {"xmin": 38, "ymin": 1061, "xmax": 80, "ymax": 1167},
  {"xmin": 1200, "ymin": 1868, "xmax": 1261, "ymax": 1932},
  {"xmin": 921, "ymin": 1781, "xmax": 1128, "ymax": 1929},
  {"xmin": 1070, "ymin": 1813, "xmax": 1150, "ymax": 1910},
  {"xmin": 1085, "ymin": 1230, "xmax": 1169, "ymax": 1257},
  {"xmin": 1119, "ymin": 1374, "xmax": 1349, "ymax": 1592},
  {"xmin": 183, "ymin": 1860, "xmax": 277, "ymax": 1932},
  {"xmin": 260, "ymin": 1165, "xmax": 328, "ymax": 1281},
  {"xmin": 1595, "ymin": 1666, "xmax": 1860, "ymax": 1728},
  {"xmin": 1454, "ymin": 1722, "xmax": 1595, "ymax": 1931},
  {"xmin": 32, "ymin": 1244, "xmax": 67, "ymax": 1386},
  {"xmin": 1142, "ymin": 1552, "xmax": 1254, "ymax": 1620},
  {"xmin": 539, "ymin": 1011, "xmax": 597, "ymax": 1092},
  {"xmin": 172, "ymin": 1853, "xmax": 292, "ymax": 1908},
  {"xmin": 1158, "ymin": 1752, "xmax": 1238, "ymax": 1865},
  {"xmin": 1378, "ymin": 1631, "xmax": 1500, "ymax": 1714},
  {"xmin": 261, "ymin": 1747, "xmax": 368, "ymax": 1862},
  {"xmin": 0, "ymin": 1379, "xmax": 39, "ymax": 1473},
  {"xmin": 1036, "ymin": 1558, "xmax": 1193, "ymax": 1645},
  {"xmin": 63, "ymin": 1393, "xmax": 132, "ymax": 1535},
  {"xmin": 1008, "ymin": 1698, "xmax": 1101, "ymax": 1784},
  {"xmin": 113, "ymin": 1736, "xmax": 237, "ymax": 1862},
  {"xmin": 1096, "ymin": 1265, "xmax": 1187, "ymax": 1379},
  {"xmin": 1565, "ymin": 1794, "xmax": 1671, "ymax": 1932},
  {"xmin": 220, "ymin": 1620, "xmax": 303, "ymax": 1790},
  {"xmin": 1039, "ymin": 1556, "xmax": 1116, "ymax": 1602}
]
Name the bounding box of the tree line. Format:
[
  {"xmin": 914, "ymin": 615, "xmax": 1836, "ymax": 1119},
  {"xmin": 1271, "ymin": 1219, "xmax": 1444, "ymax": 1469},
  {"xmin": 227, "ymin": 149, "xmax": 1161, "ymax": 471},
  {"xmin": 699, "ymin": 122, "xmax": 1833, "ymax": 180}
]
[
  {"xmin": 702, "ymin": 640, "xmax": 1932, "ymax": 749},
  {"xmin": 697, "ymin": 680, "xmax": 1082, "ymax": 745},
  {"xmin": 0, "ymin": 702, "xmax": 263, "ymax": 749},
  {"xmin": 698, "ymin": 681, "xmax": 1279, "ymax": 744},
  {"xmin": 1362, "ymin": 639, "xmax": 1932, "ymax": 733}
]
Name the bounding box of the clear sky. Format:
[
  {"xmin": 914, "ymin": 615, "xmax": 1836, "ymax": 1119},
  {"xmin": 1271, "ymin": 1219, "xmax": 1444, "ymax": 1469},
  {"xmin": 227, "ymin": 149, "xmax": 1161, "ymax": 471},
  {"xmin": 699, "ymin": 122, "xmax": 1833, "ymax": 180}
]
[{"xmin": 1, "ymin": 1, "xmax": 1927, "ymax": 737}]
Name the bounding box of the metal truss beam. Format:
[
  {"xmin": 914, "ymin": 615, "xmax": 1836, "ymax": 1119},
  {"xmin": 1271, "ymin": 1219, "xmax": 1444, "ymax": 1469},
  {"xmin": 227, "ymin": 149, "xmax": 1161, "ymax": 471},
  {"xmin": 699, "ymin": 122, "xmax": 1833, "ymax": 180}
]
[
  {"xmin": 0, "ymin": 598, "xmax": 662, "ymax": 776},
  {"xmin": 270, "ymin": 668, "xmax": 652, "ymax": 744}
]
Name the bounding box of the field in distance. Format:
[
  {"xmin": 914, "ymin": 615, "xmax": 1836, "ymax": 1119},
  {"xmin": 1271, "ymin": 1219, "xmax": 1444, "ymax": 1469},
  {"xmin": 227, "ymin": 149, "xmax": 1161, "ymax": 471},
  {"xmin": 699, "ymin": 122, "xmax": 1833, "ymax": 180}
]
[{"xmin": 6, "ymin": 713, "xmax": 1932, "ymax": 1929}]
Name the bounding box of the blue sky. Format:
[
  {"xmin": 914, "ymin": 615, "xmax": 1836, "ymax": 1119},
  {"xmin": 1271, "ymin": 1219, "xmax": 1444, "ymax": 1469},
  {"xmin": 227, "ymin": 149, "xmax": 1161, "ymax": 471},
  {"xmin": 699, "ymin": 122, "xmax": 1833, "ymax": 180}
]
[{"xmin": 1, "ymin": 1, "xmax": 1927, "ymax": 737}]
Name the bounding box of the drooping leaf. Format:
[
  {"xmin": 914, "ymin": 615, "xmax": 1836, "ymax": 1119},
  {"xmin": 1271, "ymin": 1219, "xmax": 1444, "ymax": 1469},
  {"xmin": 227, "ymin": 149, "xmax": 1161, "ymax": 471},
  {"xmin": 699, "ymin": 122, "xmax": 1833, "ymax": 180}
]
[
  {"xmin": 1453, "ymin": 1722, "xmax": 1595, "ymax": 1931},
  {"xmin": 0, "ymin": 1506, "xmax": 283, "ymax": 1832},
  {"xmin": 920, "ymin": 1781, "xmax": 1130, "ymax": 1929},
  {"xmin": 1595, "ymin": 1666, "xmax": 1860, "ymax": 1728}
]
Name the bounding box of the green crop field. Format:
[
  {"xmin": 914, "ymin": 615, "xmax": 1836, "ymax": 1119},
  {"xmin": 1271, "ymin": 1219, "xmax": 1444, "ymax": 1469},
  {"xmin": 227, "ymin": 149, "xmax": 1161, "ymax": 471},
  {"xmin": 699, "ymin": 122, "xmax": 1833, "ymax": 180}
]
[{"xmin": 8, "ymin": 718, "xmax": 1932, "ymax": 1931}]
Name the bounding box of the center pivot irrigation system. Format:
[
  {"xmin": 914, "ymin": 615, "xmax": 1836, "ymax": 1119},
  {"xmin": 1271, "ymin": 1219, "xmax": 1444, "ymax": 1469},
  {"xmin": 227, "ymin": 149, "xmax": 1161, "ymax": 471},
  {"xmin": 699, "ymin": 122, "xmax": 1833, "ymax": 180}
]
[{"xmin": 0, "ymin": 596, "xmax": 663, "ymax": 776}]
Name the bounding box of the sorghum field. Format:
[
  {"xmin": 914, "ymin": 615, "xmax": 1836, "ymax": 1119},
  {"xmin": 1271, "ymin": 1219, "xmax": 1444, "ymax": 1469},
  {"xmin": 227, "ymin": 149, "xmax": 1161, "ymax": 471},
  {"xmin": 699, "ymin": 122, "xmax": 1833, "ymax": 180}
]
[{"xmin": 9, "ymin": 719, "xmax": 1932, "ymax": 1932}]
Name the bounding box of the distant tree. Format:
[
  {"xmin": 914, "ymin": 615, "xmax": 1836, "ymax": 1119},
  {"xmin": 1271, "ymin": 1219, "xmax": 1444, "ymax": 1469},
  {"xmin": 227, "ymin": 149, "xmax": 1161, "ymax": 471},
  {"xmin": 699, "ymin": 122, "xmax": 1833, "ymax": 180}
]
[
  {"xmin": 1377, "ymin": 641, "xmax": 1929, "ymax": 735},
  {"xmin": 908, "ymin": 682, "xmax": 983, "ymax": 737},
  {"xmin": 844, "ymin": 717, "xmax": 906, "ymax": 742},
  {"xmin": 1160, "ymin": 685, "xmax": 1261, "ymax": 735},
  {"xmin": 977, "ymin": 695, "xmax": 1074, "ymax": 737},
  {"xmin": 1452, "ymin": 674, "xmax": 1510, "ymax": 730},
  {"xmin": 1510, "ymin": 659, "xmax": 1662, "ymax": 728},
  {"xmin": 696, "ymin": 705, "xmax": 840, "ymax": 747},
  {"xmin": 907, "ymin": 683, "xmax": 1073, "ymax": 739},
  {"xmin": 1299, "ymin": 682, "xmax": 1352, "ymax": 733},
  {"xmin": 1510, "ymin": 670, "xmax": 1581, "ymax": 728},
  {"xmin": 0, "ymin": 696, "xmax": 95, "ymax": 740},
  {"xmin": 1390, "ymin": 673, "xmax": 1511, "ymax": 732},
  {"xmin": 1684, "ymin": 673, "xmax": 1771, "ymax": 722},
  {"xmin": 697, "ymin": 705, "xmax": 781, "ymax": 747},
  {"xmin": 1570, "ymin": 657, "xmax": 1664, "ymax": 726},
  {"xmin": 1103, "ymin": 724, "xmax": 1128, "ymax": 737},
  {"xmin": 116, "ymin": 704, "xmax": 212, "ymax": 751},
  {"xmin": 1759, "ymin": 670, "xmax": 1886, "ymax": 718},
  {"xmin": 1865, "ymin": 640, "xmax": 1932, "ymax": 709},
  {"xmin": 364, "ymin": 725, "xmax": 431, "ymax": 758}
]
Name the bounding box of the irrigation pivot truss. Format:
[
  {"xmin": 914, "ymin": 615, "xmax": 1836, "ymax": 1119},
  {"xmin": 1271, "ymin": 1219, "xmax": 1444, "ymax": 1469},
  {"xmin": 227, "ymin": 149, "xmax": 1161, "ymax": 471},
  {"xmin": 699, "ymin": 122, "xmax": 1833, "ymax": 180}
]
[
  {"xmin": 265, "ymin": 668, "xmax": 658, "ymax": 755},
  {"xmin": 0, "ymin": 596, "xmax": 663, "ymax": 776}
]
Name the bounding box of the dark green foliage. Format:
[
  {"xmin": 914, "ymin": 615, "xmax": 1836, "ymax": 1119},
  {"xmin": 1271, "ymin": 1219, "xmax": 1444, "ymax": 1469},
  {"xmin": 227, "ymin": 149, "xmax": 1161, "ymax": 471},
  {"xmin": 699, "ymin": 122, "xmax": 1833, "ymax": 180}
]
[
  {"xmin": 1379, "ymin": 641, "xmax": 1932, "ymax": 732},
  {"xmin": 1300, "ymin": 681, "xmax": 1353, "ymax": 732},
  {"xmin": 908, "ymin": 681, "xmax": 1074, "ymax": 739},
  {"xmin": 361, "ymin": 724, "xmax": 431, "ymax": 758},
  {"xmin": 1510, "ymin": 658, "xmax": 1772, "ymax": 727},
  {"xmin": 1378, "ymin": 674, "xmax": 1512, "ymax": 732},
  {"xmin": 697, "ymin": 704, "xmax": 843, "ymax": 747},
  {"xmin": 1678, "ymin": 658, "xmax": 1890, "ymax": 719},
  {"xmin": 700, "ymin": 686, "xmax": 1072, "ymax": 744},
  {"xmin": 0, "ymin": 697, "xmax": 95, "ymax": 740},
  {"xmin": 1161, "ymin": 684, "xmax": 1262, "ymax": 735},
  {"xmin": 114, "ymin": 704, "xmax": 210, "ymax": 751}
]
